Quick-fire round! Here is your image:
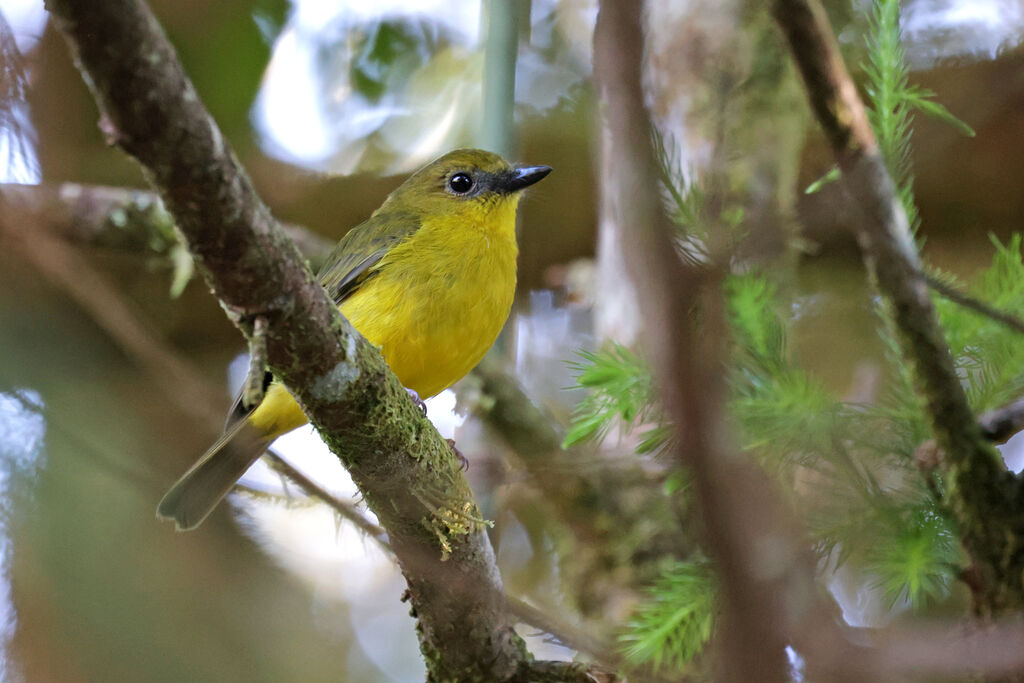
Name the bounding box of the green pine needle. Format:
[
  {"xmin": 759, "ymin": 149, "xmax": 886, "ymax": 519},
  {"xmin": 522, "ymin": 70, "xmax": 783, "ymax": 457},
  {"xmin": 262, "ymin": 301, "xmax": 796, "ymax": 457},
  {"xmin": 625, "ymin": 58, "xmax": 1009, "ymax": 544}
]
[
  {"xmin": 935, "ymin": 235, "xmax": 1024, "ymax": 412},
  {"xmin": 562, "ymin": 345, "xmax": 660, "ymax": 450},
  {"xmin": 651, "ymin": 127, "xmax": 710, "ymax": 264},
  {"xmin": 620, "ymin": 560, "xmax": 716, "ymax": 674},
  {"xmin": 863, "ymin": 0, "xmax": 919, "ymax": 232},
  {"xmin": 867, "ymin": 508, "xmax": 957, "ymax": 608},
  {"xmin": 904, "ymin": 86, "xmax": 975, "ymax": 137}
]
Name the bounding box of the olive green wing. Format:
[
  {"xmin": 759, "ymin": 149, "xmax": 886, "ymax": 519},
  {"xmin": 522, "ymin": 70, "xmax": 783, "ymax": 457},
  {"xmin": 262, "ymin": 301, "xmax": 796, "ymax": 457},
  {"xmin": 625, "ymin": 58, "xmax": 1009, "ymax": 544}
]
[
  {"xmin": 317, "ymin": 209, "xmax": 422, "ymax": 305},
  {"xmin": 223, "ymin": 210, "xmax": 421, "ymax": 428}
]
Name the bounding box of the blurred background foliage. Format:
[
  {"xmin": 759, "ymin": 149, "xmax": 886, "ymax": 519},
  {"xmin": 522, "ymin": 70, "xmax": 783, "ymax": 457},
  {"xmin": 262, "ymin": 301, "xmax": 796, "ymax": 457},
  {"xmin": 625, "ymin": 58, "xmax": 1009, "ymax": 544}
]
[{"xmin": 4, "ymin": 0, "xmax": 1024, "ymax": 680}]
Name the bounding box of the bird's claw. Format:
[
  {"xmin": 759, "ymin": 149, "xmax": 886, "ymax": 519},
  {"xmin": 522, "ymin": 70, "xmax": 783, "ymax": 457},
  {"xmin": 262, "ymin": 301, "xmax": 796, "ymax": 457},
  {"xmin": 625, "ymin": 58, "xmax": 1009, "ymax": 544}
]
[
  {"xmin": 406, "ymin": 388, "xmax": 428, "ymax": 416},
  {"xmin": 447, "ymin": 439, "xmax": 469, "ymax": 471}
]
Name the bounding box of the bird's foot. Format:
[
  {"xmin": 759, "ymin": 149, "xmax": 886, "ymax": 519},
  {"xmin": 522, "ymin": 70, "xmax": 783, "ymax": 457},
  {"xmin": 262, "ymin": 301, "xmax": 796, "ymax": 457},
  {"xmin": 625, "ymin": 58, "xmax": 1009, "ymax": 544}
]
[
  {"xmin": 447, "ymin": 439, "xmax": 469, "ymax": 471},
  {"xmin": 406, "ymin": 388, "xmax": 428, "ymax": 416},
  {"xmin": 243, "ymin": 316, "xmax": 270, "ymax": 408}
]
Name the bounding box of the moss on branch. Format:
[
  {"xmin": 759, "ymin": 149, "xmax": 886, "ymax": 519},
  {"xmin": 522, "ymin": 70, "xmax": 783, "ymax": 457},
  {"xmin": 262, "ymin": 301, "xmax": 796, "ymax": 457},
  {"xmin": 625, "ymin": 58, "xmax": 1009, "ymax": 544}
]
[{"xmin": 41, "ymin": 0, "xmax": 544, "ymax": 677}]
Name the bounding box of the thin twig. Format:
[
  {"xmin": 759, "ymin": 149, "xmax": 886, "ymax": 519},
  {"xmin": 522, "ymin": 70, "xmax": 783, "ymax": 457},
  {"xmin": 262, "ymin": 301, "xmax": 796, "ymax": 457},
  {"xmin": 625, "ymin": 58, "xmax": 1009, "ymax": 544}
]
[
  {"xmin": 505, "ymin": 597, "xmax": 628, "ymax": 676},
  {"xmin": 262, "ymin": 451, "xmax": 389, "ymax": 546},
  {"xmin": 925, "ymin": 274, "xmax": 1024, "ymax": 336}
]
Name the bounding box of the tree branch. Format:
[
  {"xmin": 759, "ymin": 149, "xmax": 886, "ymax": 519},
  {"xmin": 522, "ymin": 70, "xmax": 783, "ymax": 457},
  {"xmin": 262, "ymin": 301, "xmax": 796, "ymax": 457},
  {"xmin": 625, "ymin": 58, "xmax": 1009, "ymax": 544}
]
[
  {"xmin": 0, "ymin": 182, "xmax": 333, "ymax": 266},
  {"xmin": 979, "ymin": 399, "xmax": 1024, "ymax": 445},
  {"xmin": 924, "ymin": 273, "xmax": 1024, "ymax": 336},
  {"xmin": 593, "ymin": 1, "xmax": 874, "ymax": 680},
  {"xmin": 262, "ymin": 451, "xmax": 390, "ymax": 546},
  {"xmin": 772, "ymin": 0, "xmax": 1024, "ymax": 616},
  {"xmin": 42, "ymin": 0, "xmax": 537, "ymax": 678}
]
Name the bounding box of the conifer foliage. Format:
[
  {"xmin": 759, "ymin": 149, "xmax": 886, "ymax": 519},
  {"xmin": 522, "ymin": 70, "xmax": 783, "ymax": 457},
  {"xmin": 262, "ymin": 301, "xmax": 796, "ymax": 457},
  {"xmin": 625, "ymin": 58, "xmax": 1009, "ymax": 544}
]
[{"xmin": 567, "ymin": 0, "xmax": 1001, "ymax": 674}]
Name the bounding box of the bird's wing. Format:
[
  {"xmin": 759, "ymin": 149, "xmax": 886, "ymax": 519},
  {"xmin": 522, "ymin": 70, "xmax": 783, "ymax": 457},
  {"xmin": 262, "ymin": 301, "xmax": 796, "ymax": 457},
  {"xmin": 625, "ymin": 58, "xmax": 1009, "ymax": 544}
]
[
  {"xmin": 317, "ymin": 209, "xmax": 421, "ymax": 305},
  {"xmin": 223, "ymin": 210, "xmax": 421, "ymax": 429}
]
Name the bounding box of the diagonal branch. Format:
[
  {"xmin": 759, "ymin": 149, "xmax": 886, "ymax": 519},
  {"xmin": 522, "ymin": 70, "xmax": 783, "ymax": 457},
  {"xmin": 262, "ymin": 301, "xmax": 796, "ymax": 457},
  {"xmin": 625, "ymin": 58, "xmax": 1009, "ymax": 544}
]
[
  {"xmin": 772, "ymin": 0, "xmax": 1024, "ymax": 616},
  {"xmin": 41, "ymin": 0, "xmax": 544, "ymax": 678},
  {"xmin": 924, "ymin": 273, "xmax": 1024, "ymax": 336},
  {"xmin": 0, "ymin": 182, "xmax": 333, "ymax": 265}
]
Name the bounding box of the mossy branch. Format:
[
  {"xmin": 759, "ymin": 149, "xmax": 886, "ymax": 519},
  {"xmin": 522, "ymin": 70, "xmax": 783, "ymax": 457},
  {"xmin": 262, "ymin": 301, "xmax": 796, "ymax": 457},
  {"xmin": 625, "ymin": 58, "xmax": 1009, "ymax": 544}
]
[
  {"xmin": 39, "ymin": 0, "xmax": 554, "ymax": 678},
  {"xmin": 0, "ymin": 182, "xmax": 333, "ymax": 267}
]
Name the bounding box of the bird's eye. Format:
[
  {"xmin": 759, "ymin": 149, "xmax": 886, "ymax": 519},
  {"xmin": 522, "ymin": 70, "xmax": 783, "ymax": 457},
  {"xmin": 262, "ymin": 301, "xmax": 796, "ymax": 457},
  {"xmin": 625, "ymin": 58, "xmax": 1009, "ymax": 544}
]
[{"xmin": 448, "ymin": 173, "xmax": 474, "ymax": 194}]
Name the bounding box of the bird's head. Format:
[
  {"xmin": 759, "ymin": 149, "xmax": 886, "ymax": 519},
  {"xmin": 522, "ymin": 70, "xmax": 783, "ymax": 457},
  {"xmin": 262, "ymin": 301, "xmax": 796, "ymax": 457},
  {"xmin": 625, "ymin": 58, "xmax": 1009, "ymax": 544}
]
[{"xmin": 381, "ymin": 149, "xmax": 551, "ymax": 222}]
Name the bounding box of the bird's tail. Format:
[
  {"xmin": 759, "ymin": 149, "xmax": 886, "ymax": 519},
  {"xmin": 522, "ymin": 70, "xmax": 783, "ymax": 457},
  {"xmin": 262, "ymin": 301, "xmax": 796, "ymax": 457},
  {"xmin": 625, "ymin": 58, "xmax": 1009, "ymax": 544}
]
[{"xmin": 157, "ymin": 419, "xmax": 272, "ymax": 531}]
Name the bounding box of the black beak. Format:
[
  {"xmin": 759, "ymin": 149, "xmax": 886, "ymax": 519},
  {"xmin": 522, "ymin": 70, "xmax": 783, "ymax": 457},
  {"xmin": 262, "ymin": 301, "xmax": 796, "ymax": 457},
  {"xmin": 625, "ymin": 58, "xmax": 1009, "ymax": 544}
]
[{"xmin": 504, "ymin": 165, "xmax": 552, "ymax": 192}]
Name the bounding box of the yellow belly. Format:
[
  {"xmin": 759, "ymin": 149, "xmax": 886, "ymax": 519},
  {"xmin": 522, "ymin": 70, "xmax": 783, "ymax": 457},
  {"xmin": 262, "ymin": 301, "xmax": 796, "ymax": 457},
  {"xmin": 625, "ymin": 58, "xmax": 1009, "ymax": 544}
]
[{"xmin": 249, "ymin": 217, "xmax": 517, "ymax": 439}]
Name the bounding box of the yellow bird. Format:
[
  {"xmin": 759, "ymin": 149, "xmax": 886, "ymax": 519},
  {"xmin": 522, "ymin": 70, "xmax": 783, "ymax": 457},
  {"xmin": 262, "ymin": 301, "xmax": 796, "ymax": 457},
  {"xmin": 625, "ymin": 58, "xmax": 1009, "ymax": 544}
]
[{"xmin": 158, "ymin": 149, "xmax": 551, "ymax": 530}]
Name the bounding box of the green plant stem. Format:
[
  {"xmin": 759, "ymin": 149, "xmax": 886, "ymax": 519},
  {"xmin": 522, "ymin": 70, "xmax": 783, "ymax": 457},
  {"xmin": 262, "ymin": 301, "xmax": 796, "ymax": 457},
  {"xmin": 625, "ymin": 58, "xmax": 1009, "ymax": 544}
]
[{"xmin": 482, "ymin": 0, "xmax": 519, "ymax": 157}]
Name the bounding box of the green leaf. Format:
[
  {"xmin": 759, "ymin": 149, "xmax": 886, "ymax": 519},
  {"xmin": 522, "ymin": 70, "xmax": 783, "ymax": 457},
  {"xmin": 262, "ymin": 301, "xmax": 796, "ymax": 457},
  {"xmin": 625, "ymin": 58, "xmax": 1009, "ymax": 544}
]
[
  {"xmin": 662, "ymin": 469, "xmax": 690, "ymax": 496},
  {"xmin": 804, "ymin": 166, "xmax": 840, "ymax": 194},
  {"xmin": 168, "ymin": 242, "xmax": 195, "ymax": 299}
]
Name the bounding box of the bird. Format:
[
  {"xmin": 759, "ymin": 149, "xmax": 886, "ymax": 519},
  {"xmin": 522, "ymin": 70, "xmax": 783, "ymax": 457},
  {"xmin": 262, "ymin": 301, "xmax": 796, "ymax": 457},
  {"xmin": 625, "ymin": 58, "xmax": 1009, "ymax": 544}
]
[{"xmin": 157, "ymin": 149, "xmax": 551, "ymax": 530}]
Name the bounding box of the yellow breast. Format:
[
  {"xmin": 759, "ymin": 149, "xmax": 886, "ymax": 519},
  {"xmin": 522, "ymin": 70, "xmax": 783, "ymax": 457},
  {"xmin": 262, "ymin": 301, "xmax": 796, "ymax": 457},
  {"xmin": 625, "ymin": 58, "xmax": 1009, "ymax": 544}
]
[{"xmin": 340, "ymin": 205, "xmax": 518, "ymax": 398}]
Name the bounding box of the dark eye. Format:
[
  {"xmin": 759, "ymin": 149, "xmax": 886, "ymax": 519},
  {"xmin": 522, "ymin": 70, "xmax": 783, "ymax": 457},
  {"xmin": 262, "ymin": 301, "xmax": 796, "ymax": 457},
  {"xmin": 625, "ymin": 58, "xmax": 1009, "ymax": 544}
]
[{"xmin": 448, "ymin": 173, "xmax": 474, "ymax": 194}]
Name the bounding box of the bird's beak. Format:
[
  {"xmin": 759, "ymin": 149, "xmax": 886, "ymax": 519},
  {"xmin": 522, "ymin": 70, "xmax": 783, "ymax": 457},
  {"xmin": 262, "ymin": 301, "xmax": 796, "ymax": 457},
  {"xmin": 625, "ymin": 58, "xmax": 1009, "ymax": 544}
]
[{"xmin": 503, "ymin": 165, "xmax": 552, "ymax": 192}]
